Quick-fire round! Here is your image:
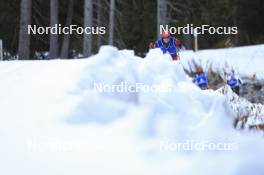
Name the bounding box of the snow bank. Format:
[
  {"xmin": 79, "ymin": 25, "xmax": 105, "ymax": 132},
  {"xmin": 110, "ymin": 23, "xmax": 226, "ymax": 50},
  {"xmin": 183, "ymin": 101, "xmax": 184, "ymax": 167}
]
[
  {"xmin": 0, "ymin": 46, "xmax": 264, "ymax": 175},
  {"xmin": 180, "ymin": 44, "xmax": 264, "ymax": 79},
  {"xmin": 218, "ymin": 85, "xmax": 264, "ymax": 128}
]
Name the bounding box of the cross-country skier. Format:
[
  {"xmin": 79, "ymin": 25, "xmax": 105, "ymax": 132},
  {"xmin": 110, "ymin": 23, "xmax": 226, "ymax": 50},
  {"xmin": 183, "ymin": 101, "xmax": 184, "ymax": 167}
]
[
  {"xmin": 193, "ymin": 66, "xmax": 209, "ymax": 90},
  {"xmin": 227, "ymin": 75, "xmax": 242, "ymax": 95},
  {"xmin": 149, "ymin": 31, "xmax": 183, "ymax": 61}
]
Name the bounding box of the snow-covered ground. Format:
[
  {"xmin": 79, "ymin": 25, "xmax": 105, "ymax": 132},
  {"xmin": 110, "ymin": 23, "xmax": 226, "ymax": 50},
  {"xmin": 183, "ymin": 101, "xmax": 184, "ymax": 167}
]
[
  {"xmin": 218, "ymin": 85, "xmax": 264, "ymax": 129},
  {"xmin": 1, "ymin": 46, "xmax": 264, "ymax": 175},
  {"xmin": 180, "ymin": 44, "xmax": 264, "ymax": 79}
]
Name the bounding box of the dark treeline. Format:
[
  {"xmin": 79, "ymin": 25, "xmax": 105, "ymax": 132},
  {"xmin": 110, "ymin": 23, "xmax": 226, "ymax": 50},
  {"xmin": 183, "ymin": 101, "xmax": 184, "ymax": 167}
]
[{"xmin": 0, "ymin": 0, "xmax": 263, "ymax": 59}]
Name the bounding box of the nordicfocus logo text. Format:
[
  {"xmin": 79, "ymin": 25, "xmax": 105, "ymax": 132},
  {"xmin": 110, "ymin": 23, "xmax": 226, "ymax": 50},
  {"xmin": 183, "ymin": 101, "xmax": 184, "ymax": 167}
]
[
  {"xmin": 28, "ymin": 24, "xmax": 106, "ymax": 35},
  {"xmin": 160, "ymin": 24, "xmax": 238, "ymax": 35}
]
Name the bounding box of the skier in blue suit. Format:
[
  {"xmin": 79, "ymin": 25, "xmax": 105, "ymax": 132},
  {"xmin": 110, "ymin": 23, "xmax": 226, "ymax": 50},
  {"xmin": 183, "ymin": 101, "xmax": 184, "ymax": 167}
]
[
  {"xmin": 193, "ymin": 66, "xmax": 209, "ymax": 90},
  {"xmin": 227, "ymin": 76, "xmax": 242, "ymax": 95},
  {"xmin": 149, "ymin": 31, "xmax": 183, "ymax": 61}
]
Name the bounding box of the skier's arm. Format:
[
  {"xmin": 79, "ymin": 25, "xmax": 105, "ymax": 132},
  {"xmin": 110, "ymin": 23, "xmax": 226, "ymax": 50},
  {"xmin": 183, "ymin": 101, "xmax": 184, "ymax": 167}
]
[
  {"xmin": 172, "ymin": 54, "xmax": 179, "ymax": 61},
  {"xmin": 175, "ymin": 39, "xmax": 186, "ymax": 51},
  {"xmin": 149, "ymin": 41, "xmax": 160, "ymax": 49},
  {"xmin": 192, "ymin": 75, "xmax": 197, "ymax": 83},
  {"xmin": 175, "ymin": 39, "xmax": 182, "ymax": 47},
  {"xmin": 149, "ymin": 42, "xmax": 156, "ymax": 49}
]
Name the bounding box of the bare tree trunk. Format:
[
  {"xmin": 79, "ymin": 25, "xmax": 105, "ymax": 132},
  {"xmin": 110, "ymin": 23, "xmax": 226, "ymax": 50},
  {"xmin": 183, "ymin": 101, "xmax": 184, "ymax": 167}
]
[
  {"xmin": 60, "ymin": 0, "xmax": 74, "ymax": 58},
  {"xmin": 97, "ymin": 0, "xmax": 103, "ymax": 50},
  {"xmin": 232, "ymin": 6, "xmax": 239, "ymax": 46},
  {"xmin": 83, "ymin": 0, "xmax": 93, "ymax": 57},
  {"xmin": 50, "ymin": 0, "xmax": 59, "ymax": 59},
  {"xmin": 157, "ymin": 0, "xmax": 167, "ymax": 38},
  {"xmin": 108, "ymin": 0, "xmax": 115, "ymax": 45},
  {"xmin": 18, "ymin": 0, "xmax": 32, "ymax": 60}
]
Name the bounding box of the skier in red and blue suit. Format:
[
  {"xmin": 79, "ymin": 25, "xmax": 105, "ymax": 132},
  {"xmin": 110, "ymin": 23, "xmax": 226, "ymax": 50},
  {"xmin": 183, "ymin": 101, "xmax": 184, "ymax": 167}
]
[
  {"xmin": 149, "ymin": 31, "xmax": 183, "ymax": 61},
  {"xmin": 193, "ymin": 66, "xmax": 209, "ymax": 90}
]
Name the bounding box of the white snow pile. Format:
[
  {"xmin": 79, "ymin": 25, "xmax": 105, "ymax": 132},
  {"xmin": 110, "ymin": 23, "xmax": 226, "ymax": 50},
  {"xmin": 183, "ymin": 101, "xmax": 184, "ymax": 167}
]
[
  {"xmin": 218, "ymin": 85, "xmax": 264, "ymax": 129},
  {"xmin": 1, "ymin": 46, "xmax": 264, "ymax": 175},
  {"xmin": 180, "ymin": 44, "xmax": 264, "ymax": 79}
]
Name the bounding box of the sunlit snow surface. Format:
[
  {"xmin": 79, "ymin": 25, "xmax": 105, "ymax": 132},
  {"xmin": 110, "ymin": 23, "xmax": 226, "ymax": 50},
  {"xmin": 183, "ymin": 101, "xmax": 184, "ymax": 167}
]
[
  {"xmin": 0, "ymin": 46, "xmax": 264, "ymax": 175},
  {"xmin": 180, "ymin": 44, "xmax": 264, "ymax": 79}
]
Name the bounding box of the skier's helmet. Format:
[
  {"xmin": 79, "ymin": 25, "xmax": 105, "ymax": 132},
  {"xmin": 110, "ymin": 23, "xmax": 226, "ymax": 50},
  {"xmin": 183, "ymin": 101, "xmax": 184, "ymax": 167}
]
[
  {"xmin": 162, "ymin": 31, "xmax": 170, "ymax": 38},
  {"xmin": 196, "ymin": 66, "xmax": 203, "ymax": 73}
]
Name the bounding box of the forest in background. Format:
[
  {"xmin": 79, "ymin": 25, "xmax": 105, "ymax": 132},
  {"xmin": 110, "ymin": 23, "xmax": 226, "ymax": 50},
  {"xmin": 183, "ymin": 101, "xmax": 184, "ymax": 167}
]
[{"xmin": 0, "ymin": 0, "xmax": 263, "ymax": 59}]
